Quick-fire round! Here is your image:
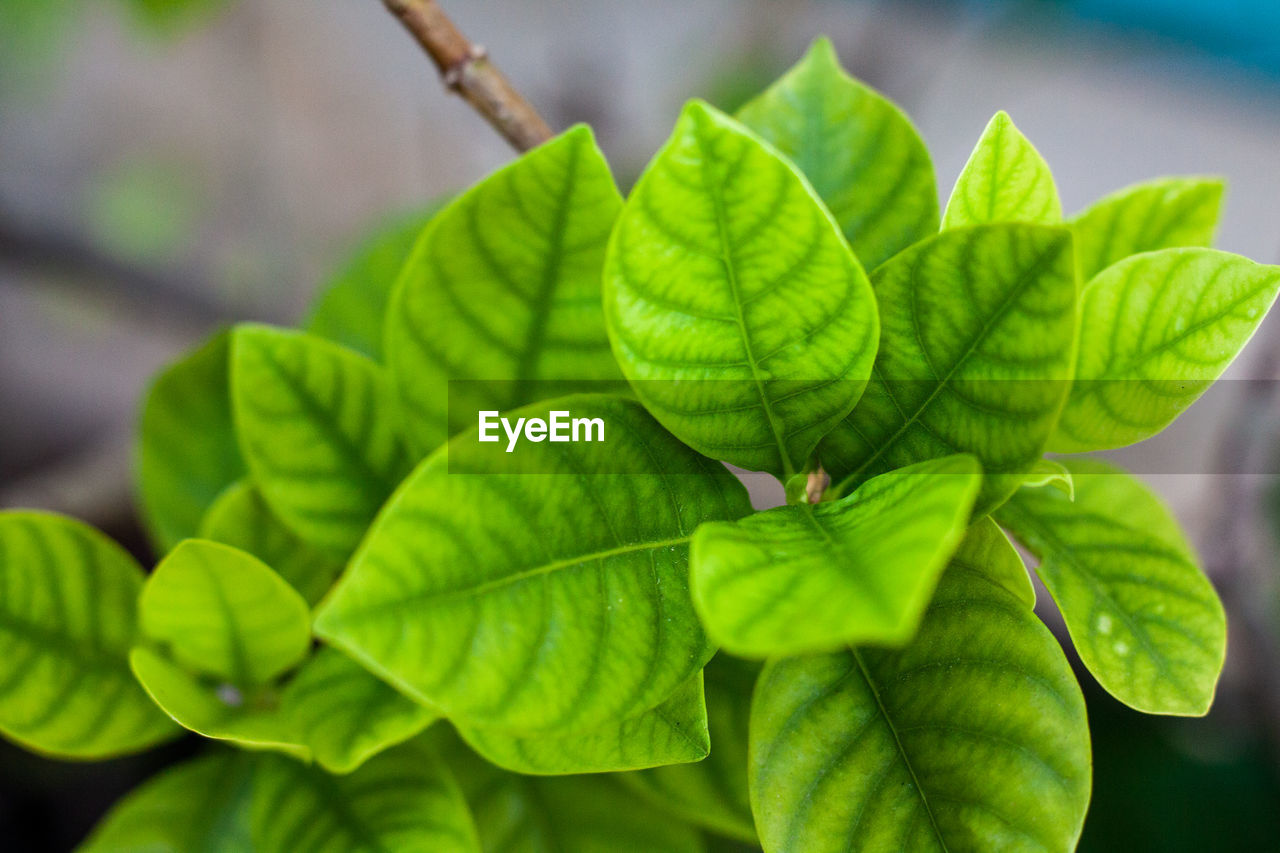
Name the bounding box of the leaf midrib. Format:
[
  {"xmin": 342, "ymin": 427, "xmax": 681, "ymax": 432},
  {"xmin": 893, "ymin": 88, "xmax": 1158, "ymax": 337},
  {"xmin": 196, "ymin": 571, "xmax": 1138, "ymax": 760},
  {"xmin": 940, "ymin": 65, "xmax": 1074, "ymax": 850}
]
[
  {"xmin": 850, "ymin": 648, "xmax": 949, "ymax": 852},
  {"xmin": 998, "ymin": 499, "xmax": 1197, "ymax": 705},
  {"xmin": 0, "ymin": 612, "xmax": 132, "ymax": 677},
  {"xmin": 184, "ymin": 756, "xmax": 253, "ymax": 853},
  {"xmin": 691, "ymin": 121, "xmax": 795, "ymax": 480},
  {"xmin": 348, "ymin": 534, "xmax": 693, "ymax": 615},
  {"xmin": 302, "ymin": 766, "xmax": 389, "ymax": 853},
  {"xmin": 1087, "ymin": 266, "xmax": 1278, "ymax": 380},
  {"xmin": 253, "ymin": 345, "xmax": 396, "ymax": 498},
  {"xmin": 200, "ymin": 557, "xmax": 254, "ymax": 687},
  {"xmin": 509, "ymin": 136, "xmax": 583, "ymax": 408},
  {"xmin": 797, "ymin": 504, "xmax": 895, "ymax": 620},
  {"xmin": 833, "ymin": 235, "xmax": 1066, "ymax": 495}
]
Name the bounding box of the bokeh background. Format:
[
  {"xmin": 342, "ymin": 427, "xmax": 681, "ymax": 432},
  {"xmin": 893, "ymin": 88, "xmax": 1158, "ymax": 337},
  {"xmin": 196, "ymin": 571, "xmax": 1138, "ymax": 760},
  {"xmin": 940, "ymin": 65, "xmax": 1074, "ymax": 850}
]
[{"xmin": 2, "ymin": 0, "xmax": 1279, "ymax": 849}]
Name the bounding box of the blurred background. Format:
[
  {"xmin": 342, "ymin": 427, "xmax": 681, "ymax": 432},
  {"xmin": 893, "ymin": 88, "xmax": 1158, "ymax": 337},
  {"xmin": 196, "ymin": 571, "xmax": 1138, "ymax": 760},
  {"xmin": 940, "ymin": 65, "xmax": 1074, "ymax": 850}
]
[{"xmin": 2, "ymin": 0, "xmax": 1280, "ymax": 849}]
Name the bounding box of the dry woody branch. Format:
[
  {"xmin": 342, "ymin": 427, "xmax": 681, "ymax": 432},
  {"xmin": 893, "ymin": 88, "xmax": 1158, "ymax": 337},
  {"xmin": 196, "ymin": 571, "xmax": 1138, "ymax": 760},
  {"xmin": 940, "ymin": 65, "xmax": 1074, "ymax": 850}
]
[{"xmin": 382, "ymin": 0, "xmax": 554, "ymax": 152}]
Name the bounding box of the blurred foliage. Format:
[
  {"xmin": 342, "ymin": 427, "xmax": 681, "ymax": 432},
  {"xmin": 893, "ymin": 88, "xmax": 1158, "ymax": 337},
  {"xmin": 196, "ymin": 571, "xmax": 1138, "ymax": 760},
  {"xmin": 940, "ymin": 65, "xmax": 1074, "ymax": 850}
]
[
  {"xmin": 305, "ymin": 203, "xmax": 447, "ymax": 361},
  {"xmin": 86, "ymin": 159, "xmax": 203, "ymax": 265},
  {"xmin": 124, "ymin": 0, "xmax": 234, "ymax": 36},
  {"xmin": 0, "ymin": 0, "xmax": 75, "ymax": 94},
  {"xmin": 0, "ymin": 0, "xmax": 233, "ymax": 97},
  {"xmin": 700, "ymin": 56, "xmax": 786, "ymax": 116},
  {"xmin": 1079, "ymin": 678, "xmax": 1280, "ymax": 852}
]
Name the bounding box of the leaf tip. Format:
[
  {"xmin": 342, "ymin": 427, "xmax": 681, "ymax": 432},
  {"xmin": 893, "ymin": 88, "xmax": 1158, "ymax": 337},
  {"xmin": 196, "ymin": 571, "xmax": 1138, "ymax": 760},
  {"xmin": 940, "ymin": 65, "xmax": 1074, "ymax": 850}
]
[
  {"xmin": 988, "ymin": 109, "xmax": 1015, "ymax": 130},
  {"xmin": 805, "ymin": 35, "xmax": 839, "ymax": 66},
  {"xmin": 680, "ymin": 97, "xmax": 720, "ymax": 126},
  {"xmin": 559, "ymin": 121, "xmax": 597, "ymax": 148}
]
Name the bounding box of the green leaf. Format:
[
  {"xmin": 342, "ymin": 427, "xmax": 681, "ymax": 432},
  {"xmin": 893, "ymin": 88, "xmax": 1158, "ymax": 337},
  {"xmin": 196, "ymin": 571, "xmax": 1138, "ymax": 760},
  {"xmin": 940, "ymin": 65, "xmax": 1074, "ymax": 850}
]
[
  {"xmin": 138, "ymin": 540, "xmax": 311, "ymax": 686},
  {"xmin": 621, "ymin": 655, "xmax": 759, "ymax": 843},
  {"xmin": 603, "ymin": 99, "xmax": 879, "ymax": 481},
  {"xmin": 1070, "ymin": 176, "xmax": 1224, "ymax": 281},
  {"xmin": 996, "ymin": 459, "xmax": 1225, "ymax": 715},
  {"xmin": 199, "ymin": 480, "xmax": 345, "ymax": 605},
  {"xmin": 279, "ymin": 647, "xmax": 439, "ymax": 774},
  {"xmin": 942, "ymin": 111, "xmax": 1061, "ymax": 228},
  {"xmin": 385, "ymin": 125, "xmax": 625, "ymax": 454},
  {"xmin": 1024, "ymin": 458, "xmax": 1074, "ymax": 501},
  {"xmin": 749, "ymin": 525, "xmax": 1091, "ymax": 853},
  {"xmin": 0, "ymin": 511, "xmax": 176, "ymax": 759},
  {"xmin": 736, "ymin": 37, "xmax": 939, "ymax": 271},
  {"xmin": 960, "ymin": 517, "xmax": 1036, "ymax": 608},
  {"xmin": 231, "ymin": 324, "xmax": 411, "ymax": 556},
  {"xmin": 315, "ymin": 395, "xmax": 751, "ymax": 733},
  {"xmin": 1052, "ymin": 458, "xmax": 1193, "ymax": 555},
  {"xmin": 457, "ymin": 672, "xmax": 708, "ymax": 775},
  {"xmin": 251, "ymin": 741, "xmax": 480, "ymax": 853},
  {"xmin": 442, "ymin": 739, "xmax": 706, "ymax": 853},
  {"xmin": 703, "ymin": 837, "xmax": 759, "ymax": 853},
  {"xmin": 129, "ymin": 647, "xmax": 306, "ymax": 758},
  {"xmin": 1050, "ymin": 248, "xmax": 1280, "ymax": 452},
  {"xmin": 130, "ymin": 540, "xmax": 313, "ymax": 756},
  {"xmin": 691, "ymin": 455, "xmax": 980, "ymax": 657},
  {"xmin": 819, "ymin": 224, "xmax": 1077, "ymax": 514},
  {"xmin": 137, "ymin": 330, "xmax": 245, "ymax": 553},
  {"xmin": 79, "ymin": 751, "xmax": 256, "ymax": 852},
  {"xmin": 306, "ymin": 203, "xmax": 444, "ymax": 360}
]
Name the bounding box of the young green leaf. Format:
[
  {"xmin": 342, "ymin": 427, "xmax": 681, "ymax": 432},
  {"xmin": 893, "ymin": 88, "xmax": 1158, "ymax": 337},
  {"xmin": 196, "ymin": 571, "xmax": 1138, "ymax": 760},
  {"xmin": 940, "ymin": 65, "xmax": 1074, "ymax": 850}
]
[
  {"xmin": 279, "ymin": 647, "xmax": 439, "ymax": 775},
  {"xmin": 251, "ymin": 742, "xmax": 480, "ymax": 853},
  {"xmin": 820, "ymin": 223, "xmax": 1077, "ymax": 514},
  {"xmin": 0, "ymin": 512, "xmax": 177, "ymax": 759},
  {"xmin": 942, "ymin": 111, "xmax": 1061, "ymax": 228},
  {"xmin": 199, "ymin": 479, "xmax": 344, "ymax": 605},
  {"xmin": 130, "ymin": 540, "xmax": 313, "ymax": 756},
  {"xmin": 1050, "ymin": 458, "xmax": 1193, "ymax": 555},
  {"xmin": 79, "ymin": 751, "xmax": 256, "ymax": 852},
  {"xmin": 603, "ymin": 99, "xmax": 879, "ymax": 481},
  {"xmin": 736, "ymin": 37, "xmax": 939, "ymax": 271},
  {"xmin": 441, "ymin": 736, "xmax": 706, "ymax": 853},
  {"xmin": 315, "ymin": 395, "xmax": 752, "ymax": 733},
  {"xmin": 456, "ymin": 671, "xmax": 708, "ymax": 775},
  {"xmin": 996, "ymin": 460, "xmax": 1225, "ymax": 715},
  {"xmin": 1024, "ymin": 457, "xmax": 1074, "ymax": 501},
  {"xmin": 129, "ymin": 647, "xmax": 307, "ymax": 758},
  {"xmin": 138, "ymin": 540, "xmax": 311, "ymax": 686},
  {"xmin": 385, "ymin": 125, "xmax": 624, "ymax": 455},
  {"xmin": 305, "ymin": 203, "xmax": 444, "ymax": 360},
  {"xmin": 1071, "ymin": 176, "xmax": 1224, "ymax": 281},
  {"xmin": 231, "ymin": 324, "xmax": 410, "ymax": 556},
  {"xmin": 621, "ymin": 655, "xmax": 760, "ymax": 843},
  {"xmin": 1050, "ymin": 248, "xmax": 1280, "ymax": 452},
  {"xmin": 692, "ymin": 455, "xmax": 981, "ymax": 657},
  {"xmin": 749, "ymin": 525, "xmax": 1091, "ymax": 853},
  {"xmin": 136, "ymin": 330, "xmax": 245, "ymax": 553}
]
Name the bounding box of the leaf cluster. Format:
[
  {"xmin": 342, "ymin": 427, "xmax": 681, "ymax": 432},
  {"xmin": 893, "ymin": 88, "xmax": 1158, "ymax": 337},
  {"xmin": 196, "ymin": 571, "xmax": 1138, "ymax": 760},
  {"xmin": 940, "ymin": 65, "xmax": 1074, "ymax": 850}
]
[{"xmin": 2, "ymin": 36, "xmax": 1276, "ymax": 853}]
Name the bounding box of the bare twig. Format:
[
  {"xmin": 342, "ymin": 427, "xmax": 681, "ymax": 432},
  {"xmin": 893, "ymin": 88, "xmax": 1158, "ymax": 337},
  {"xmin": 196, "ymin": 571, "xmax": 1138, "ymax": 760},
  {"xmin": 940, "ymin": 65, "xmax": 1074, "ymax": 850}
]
[{"xmin": 381, "ymin": 0, "xmax": 553, "ymax": 152}]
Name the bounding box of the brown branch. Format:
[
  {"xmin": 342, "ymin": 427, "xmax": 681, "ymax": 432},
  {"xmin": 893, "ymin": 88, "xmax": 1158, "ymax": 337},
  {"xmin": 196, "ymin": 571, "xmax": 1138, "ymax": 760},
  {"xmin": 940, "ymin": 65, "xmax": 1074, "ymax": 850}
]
[{"xmin": 382, "ymin": 0, "xmax": 553, "ymax": 152}]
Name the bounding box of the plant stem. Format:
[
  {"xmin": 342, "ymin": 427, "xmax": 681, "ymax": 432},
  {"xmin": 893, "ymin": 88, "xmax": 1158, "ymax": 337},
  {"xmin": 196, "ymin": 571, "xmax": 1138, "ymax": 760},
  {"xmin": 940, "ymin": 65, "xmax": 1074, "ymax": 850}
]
[
  {"xmin": 806, "ymin": 466, "xmax": 830, "ymax": 504},
  {"xmin": 381, "ymin": 0, "xmax": 554, "ymax": 152}
]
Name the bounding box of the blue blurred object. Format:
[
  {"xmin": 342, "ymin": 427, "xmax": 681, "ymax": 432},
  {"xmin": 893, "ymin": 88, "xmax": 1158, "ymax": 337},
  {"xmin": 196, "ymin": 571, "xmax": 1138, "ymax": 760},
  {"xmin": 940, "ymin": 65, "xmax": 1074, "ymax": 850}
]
[{"xmin": 1053, "ymin": 0, "xmax": 1280, "ymax": 74}]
